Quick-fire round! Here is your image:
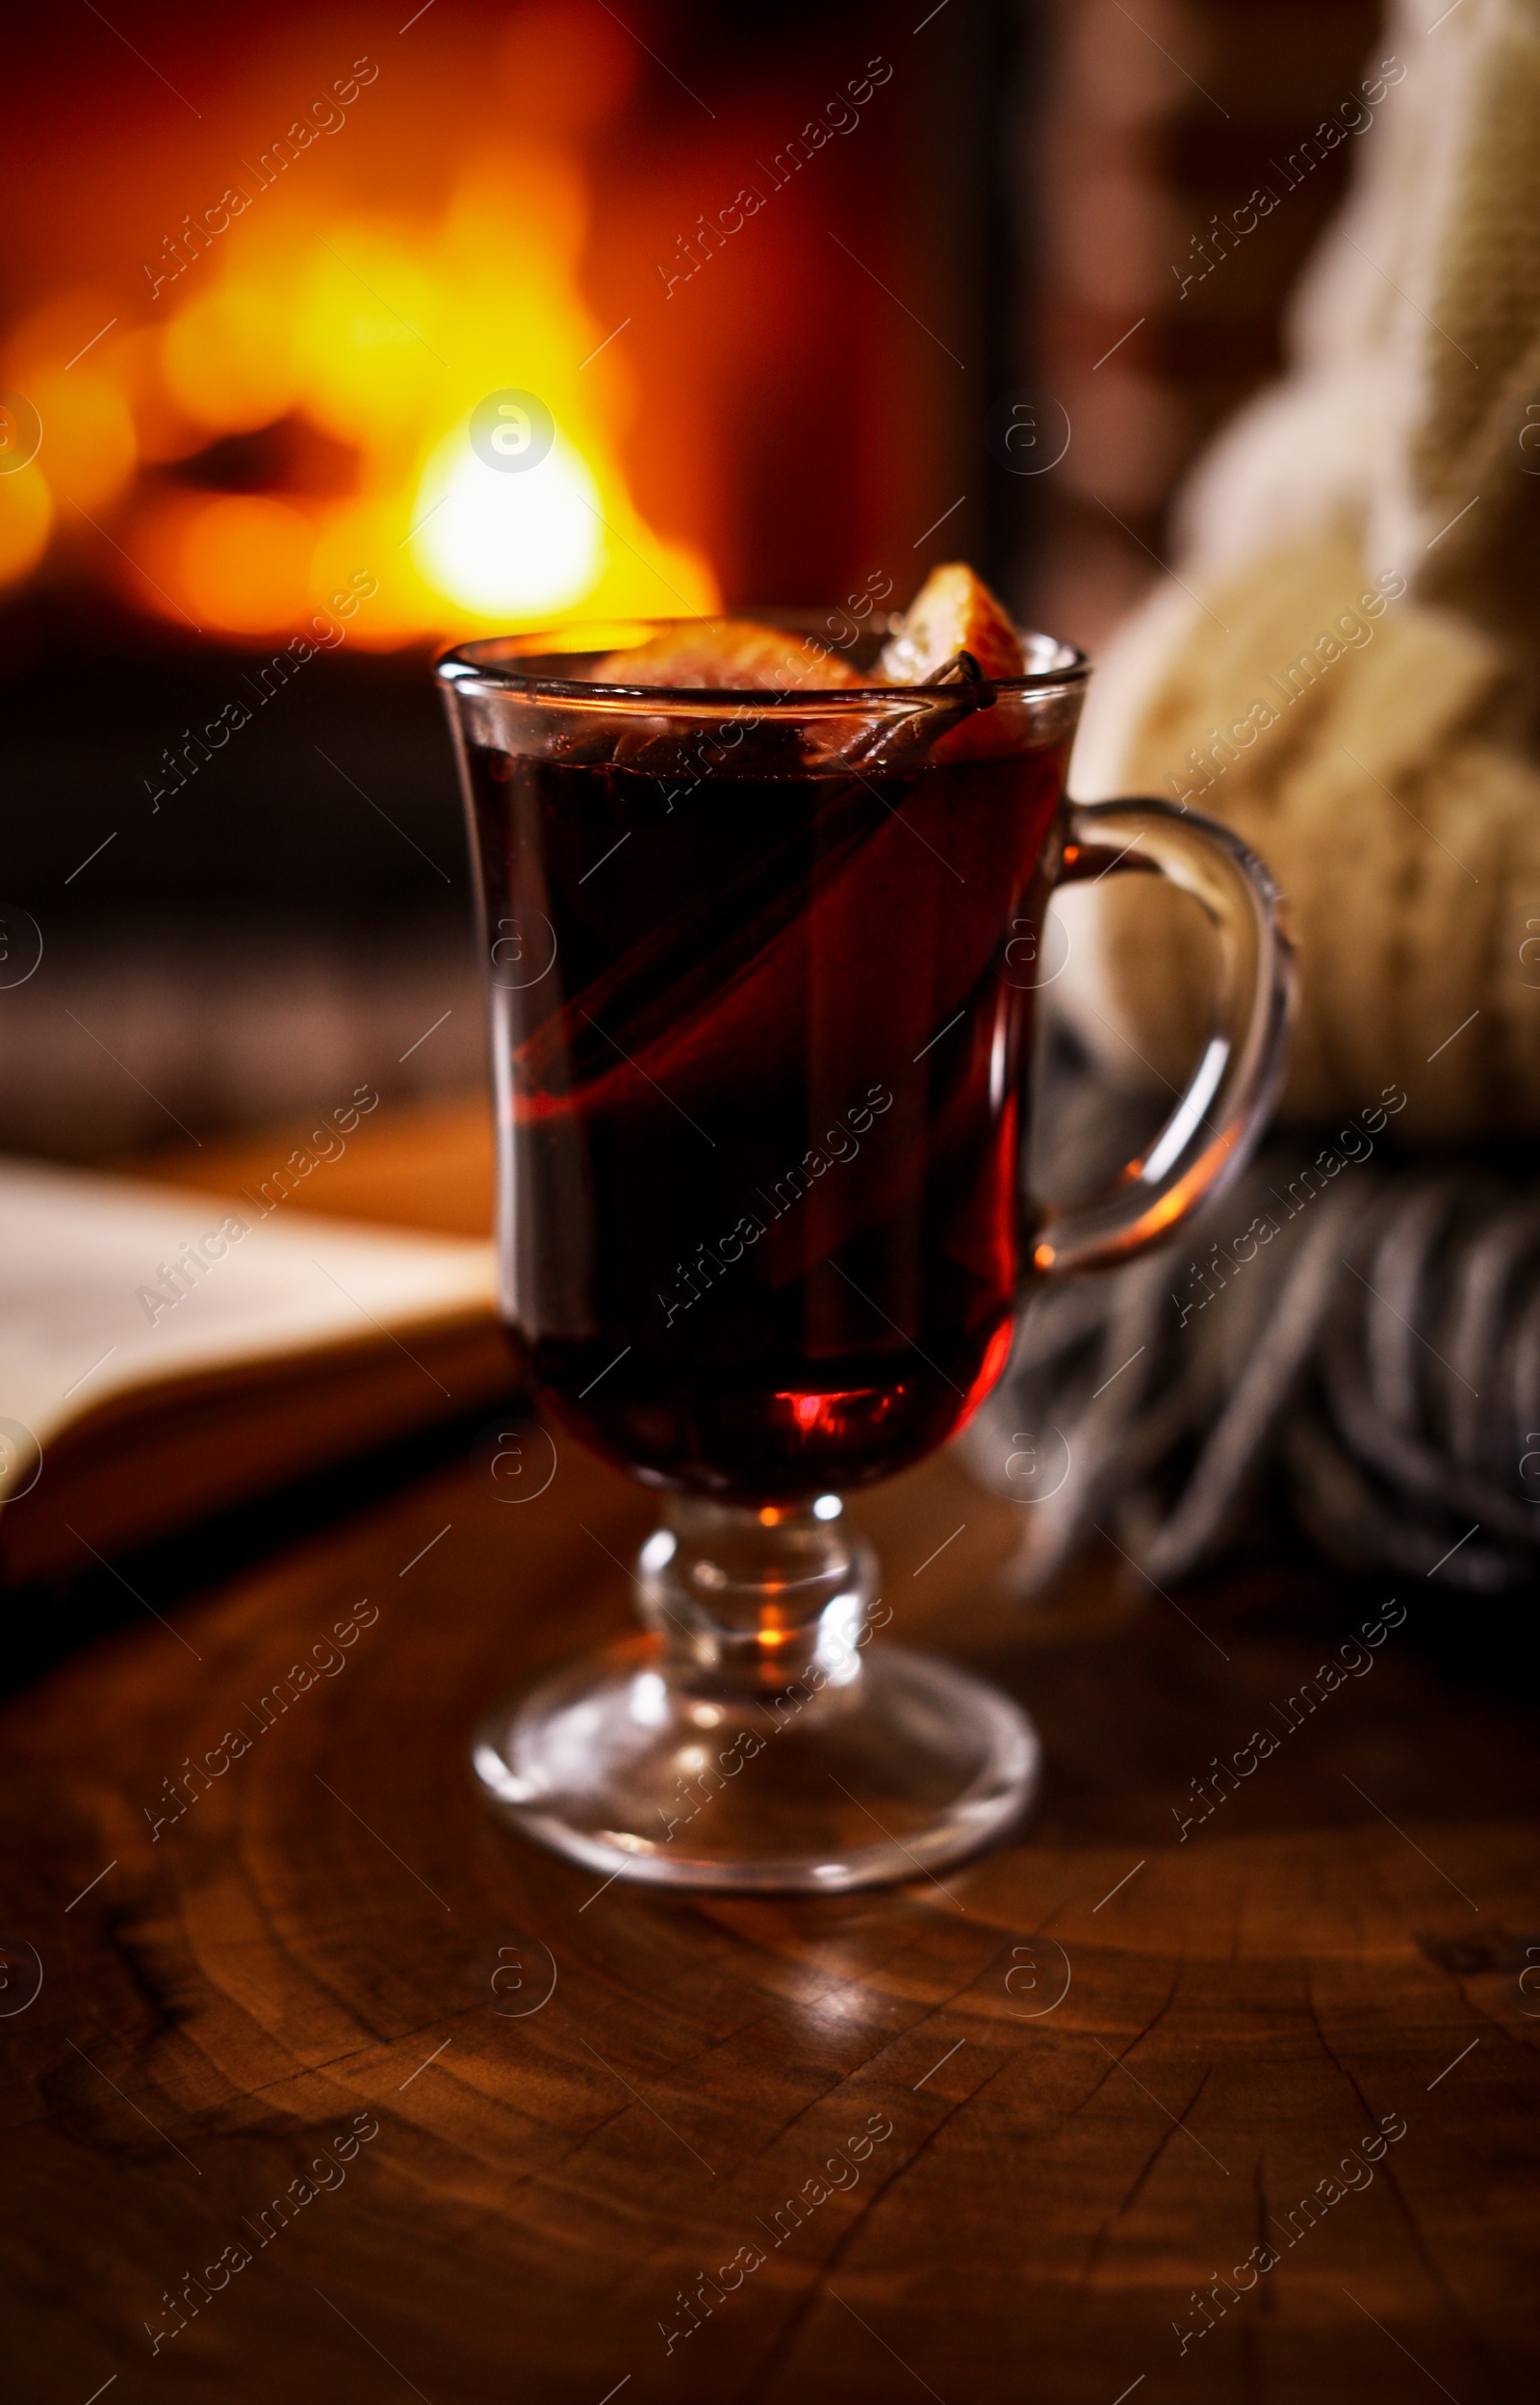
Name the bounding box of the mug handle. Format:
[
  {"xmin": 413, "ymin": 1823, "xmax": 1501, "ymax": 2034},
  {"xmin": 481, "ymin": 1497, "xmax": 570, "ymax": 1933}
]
[{"xmin": 1029, "ymin": 798, "xmax": 1296, "ymax": 1279}]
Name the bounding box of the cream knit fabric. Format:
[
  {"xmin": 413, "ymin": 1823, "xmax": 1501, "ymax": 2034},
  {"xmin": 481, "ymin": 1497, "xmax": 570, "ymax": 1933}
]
[{"xmin": 1063, "ymin": 0, "xmax": 1540, "ymax": 1138}]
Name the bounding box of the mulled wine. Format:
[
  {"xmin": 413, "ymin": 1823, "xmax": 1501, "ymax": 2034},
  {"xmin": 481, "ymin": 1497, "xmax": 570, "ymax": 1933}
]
[
  {"xmin": 463, "ymin": 706, "xmax": 1067, "ymax": 1498},
  {"xmin": 441, "ymin": 593, "xmax": 1291, "ymax": 1897}
]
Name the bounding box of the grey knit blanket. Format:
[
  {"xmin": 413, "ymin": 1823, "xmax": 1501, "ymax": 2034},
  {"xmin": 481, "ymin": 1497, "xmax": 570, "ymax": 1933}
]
[{"xmin": 965, "ymin": 1110, "xmax": 1540, "ymax": 1595}]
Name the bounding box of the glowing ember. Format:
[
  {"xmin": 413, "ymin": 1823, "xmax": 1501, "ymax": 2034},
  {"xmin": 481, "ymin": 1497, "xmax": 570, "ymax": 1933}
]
[{"xmin": 410, "ymin": 428, "xmax": 604, "ymax": 619}]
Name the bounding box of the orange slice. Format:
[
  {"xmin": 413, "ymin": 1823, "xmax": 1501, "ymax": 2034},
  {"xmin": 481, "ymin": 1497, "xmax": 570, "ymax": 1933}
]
[
  {"xmin": 878, "ymin": 562, "xmax": 1025, "ymax": 685},
  {"xmin": 593, "ymin": 620, "xmax": 861, "ymax": 690}
]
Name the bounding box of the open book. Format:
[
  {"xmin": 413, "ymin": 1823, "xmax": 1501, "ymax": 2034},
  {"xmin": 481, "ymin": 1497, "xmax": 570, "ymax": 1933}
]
[{"xmin": 0, "ymin": 1159, "xmax": 508, "ymax": 1585}]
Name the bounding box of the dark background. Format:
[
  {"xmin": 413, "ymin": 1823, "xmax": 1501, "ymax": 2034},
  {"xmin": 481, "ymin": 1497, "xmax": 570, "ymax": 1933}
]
[{"xmin": 1, "ymin": 0, "xmax": 1379, "ymax": 1158}]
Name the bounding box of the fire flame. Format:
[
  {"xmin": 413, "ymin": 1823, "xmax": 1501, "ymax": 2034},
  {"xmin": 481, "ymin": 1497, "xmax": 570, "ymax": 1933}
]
[{"xmin": 0, "ymin": 18, "xmax": 717, "ymax": 646}]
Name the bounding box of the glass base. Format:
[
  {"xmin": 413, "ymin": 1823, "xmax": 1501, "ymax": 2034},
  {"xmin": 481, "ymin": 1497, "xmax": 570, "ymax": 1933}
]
[{"xmin": 471, "ymin": 1495, "xmax": 1040, "ymax": 1894}]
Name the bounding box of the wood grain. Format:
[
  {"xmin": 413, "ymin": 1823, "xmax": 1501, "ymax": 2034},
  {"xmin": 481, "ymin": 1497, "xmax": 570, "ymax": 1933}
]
[
  {"xmin": 3, "ymin": 1110, "xmax": 1538, "ymax": 2402},
  {"xmin": 3, "ymin": 1447, "xmax": 1537, "ymax": 2402}
]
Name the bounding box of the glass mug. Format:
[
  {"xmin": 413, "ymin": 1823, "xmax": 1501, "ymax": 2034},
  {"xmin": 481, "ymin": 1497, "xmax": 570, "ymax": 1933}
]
[{"xmin": 437, "ymin": 617, "xmax": 1292, "ymax": 1893}]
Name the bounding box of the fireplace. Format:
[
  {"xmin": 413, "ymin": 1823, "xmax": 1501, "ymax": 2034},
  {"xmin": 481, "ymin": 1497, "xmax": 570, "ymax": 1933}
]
[
  {"xmin": 0, "ymin": 0, "xmax": 1374, "ymax": 1160},
  {"xmin": 0, "ymin": 0, "xmax": 1040, "ymax": 1158}
]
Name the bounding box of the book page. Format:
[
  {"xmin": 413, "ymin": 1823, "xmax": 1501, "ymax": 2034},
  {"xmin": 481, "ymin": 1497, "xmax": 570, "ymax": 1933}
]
[{"xmin": 0, "ymin": 1161, "xmax": 496, "ymax": 1501}]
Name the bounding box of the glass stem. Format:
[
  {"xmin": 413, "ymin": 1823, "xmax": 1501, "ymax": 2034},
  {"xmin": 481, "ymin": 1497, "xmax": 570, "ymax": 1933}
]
[{"xmin": 635, "ymin": 1496, "xmax": 878, "ymax": 1711}]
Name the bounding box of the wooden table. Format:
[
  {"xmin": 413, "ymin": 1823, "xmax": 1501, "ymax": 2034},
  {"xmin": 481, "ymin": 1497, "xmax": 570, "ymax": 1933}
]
[{"xmin": 3, "ymin": 1101, "xmax": 1537, "ymax": 2402}]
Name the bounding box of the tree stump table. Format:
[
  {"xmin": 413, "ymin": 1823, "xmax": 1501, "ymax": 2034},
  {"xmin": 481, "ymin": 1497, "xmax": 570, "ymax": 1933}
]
[{"xmin": 2, "ymin": 1104, "xmax": 1535, "ymax": 2401}]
